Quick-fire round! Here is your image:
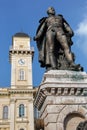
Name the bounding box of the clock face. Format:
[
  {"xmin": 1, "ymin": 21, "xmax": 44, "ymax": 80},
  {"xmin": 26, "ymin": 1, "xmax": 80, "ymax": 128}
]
[{"xmin": 18, "ymin": 59, "xmax": 25, "ymax": 65}]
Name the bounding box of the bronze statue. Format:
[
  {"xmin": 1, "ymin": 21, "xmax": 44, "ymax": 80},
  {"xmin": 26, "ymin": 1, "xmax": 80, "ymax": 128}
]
[{"xmin": 34, "ymin": 7, "xmax": 83, "ymax": 71}]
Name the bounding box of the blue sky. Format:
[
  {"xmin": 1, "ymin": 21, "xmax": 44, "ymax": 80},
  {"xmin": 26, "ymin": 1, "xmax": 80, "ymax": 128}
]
[{"xmin": 0, "ymin": 0, "xmax": 87, "ymax": 87}]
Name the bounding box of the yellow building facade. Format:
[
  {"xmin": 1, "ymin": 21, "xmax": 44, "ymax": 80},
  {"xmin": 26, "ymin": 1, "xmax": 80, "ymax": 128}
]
[{"xmin": 0, "ymin": 32, "xmax": 35, "ymax": 130}]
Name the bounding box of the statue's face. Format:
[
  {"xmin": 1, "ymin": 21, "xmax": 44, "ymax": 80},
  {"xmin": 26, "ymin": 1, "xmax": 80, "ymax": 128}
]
[{"xmin": 47, "ymin": 7, "xmax": 55, "ymax": 15}]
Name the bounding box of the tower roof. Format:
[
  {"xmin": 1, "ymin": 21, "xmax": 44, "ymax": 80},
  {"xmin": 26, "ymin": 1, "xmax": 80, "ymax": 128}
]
[{"xmin": 14, "ymin": 32, "xmax": 29, "ymax": 38}]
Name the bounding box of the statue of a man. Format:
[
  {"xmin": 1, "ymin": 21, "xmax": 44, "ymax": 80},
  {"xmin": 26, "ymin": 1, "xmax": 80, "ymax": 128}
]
[{"xmin": 34, "ymin": 7, "xmax": 83, "ymax": 71}]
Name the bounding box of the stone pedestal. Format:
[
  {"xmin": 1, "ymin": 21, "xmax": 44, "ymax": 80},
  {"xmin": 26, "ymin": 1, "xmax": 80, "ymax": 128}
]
[{"xmin": 34, "ymin": 70, "xmax": 87, "ymax": 130}]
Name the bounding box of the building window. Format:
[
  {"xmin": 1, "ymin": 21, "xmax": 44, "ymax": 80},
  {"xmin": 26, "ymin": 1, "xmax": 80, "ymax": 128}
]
[
  {"xmin": 19, "ymin": 104, "xmax": 25, "ymax": 117},
  {"xmin": 20, "ymin": 129, "xmax": 24, "ymax": 130},
  {"xmin": 3, "ymin": 106, "xmax": 8, "ymax": 119},
  {"xmin": 19, "ymin": 69, "xmax": 25, "ymax": 80}
]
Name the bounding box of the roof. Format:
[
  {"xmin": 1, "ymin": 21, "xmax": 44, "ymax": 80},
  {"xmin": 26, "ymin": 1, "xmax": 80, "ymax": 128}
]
[{"xmin": 14, "ymin": 32, "xmax": 29, "ymax": 38}]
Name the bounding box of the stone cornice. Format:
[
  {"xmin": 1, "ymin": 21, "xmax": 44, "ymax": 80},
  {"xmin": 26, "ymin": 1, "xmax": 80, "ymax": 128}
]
[
  {"xmin": 9, "ymin": 48, "xmax": 34, "ymax": 62},
  {"xmin": 0, "ymin": 88, "xmax": 9, "ymax": 96},
  {"xmin": 34, "ymin": 87, "xmax": 87, "ymax": 110},
  {"xmin": 9, "ymin": 88, "xmax": 36, "ymax": 94},
  {"xmin": 37, "ymin": 87, "xmax": 87, "ymax": 96},
  {"xmin": 34, "ymin": 70, "xmax": 87, "ymax": 110},
  {"xmin": 9, "ymin": 49, "xmax": 34, "ymax": 55},
  {"xmin": 0, "ymin": 88, "xmax": 37, "ymax": 96},
  {"xmin": 39, "ymin": 82, "xmax": 87, "ymax": 89}
]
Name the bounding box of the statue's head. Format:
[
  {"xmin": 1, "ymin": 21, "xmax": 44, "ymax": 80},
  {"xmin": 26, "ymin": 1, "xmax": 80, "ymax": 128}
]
[{"xmin": 47, "ymin": 7, "xmax": 56, "ymax": 15}]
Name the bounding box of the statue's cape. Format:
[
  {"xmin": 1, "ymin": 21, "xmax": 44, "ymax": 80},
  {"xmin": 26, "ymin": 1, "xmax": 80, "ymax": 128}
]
[
  {"xmin": 36, "ymin": 17, "xmax": 47, "ymax": 34},
  {"xmin": 36, "ymin": 17, "xmax": 47, "ymax": 67}
]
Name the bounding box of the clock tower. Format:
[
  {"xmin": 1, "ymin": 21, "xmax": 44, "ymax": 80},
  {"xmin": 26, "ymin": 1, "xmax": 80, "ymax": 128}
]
[
  {"xmin": 8, "ymin": 32, "xmax": 35, "ymax": 130},
  {"xmin": 9, "ymin": 32, "xmax": 34, "ymax": 89}
]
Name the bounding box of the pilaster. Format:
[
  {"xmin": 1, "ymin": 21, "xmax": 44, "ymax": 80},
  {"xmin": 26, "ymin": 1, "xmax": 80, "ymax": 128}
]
[
  {"xmin": 28, "ymin": 99, "xmax": 34, "ymax": 130},
  {"xmin": 10, "ymin": 99, "xmax": 15, "ymax": 130},
  {"xmin": 10, "ymin": 56, "xmax": 16, "ymax": 88}
]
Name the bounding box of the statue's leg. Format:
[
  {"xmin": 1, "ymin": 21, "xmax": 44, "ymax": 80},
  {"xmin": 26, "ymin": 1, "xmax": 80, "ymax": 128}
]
[
  {"xmin": 46, "ymin": 30, "xmax": 57, "ymax": 69},
  {"xmin": 56, "ymin": 33, "xmax": 73, "ymax": 64},
  {"xmin": 57, "ymin": 34, "xmax": 83, "ymax": 71}
]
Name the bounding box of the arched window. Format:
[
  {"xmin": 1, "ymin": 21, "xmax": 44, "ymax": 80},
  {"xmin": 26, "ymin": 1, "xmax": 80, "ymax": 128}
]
[
  {"xmin": 19, "ymin": 104, "xmax": 25, "ymax": 117},
  {"xmin": 20, "ymin": 129, "xmax": 24, "ymax": 130},
  {"xmin": 19, "ymin": 69, "xmax": 25, "ymax": 80},
  {"xmin": 3, "ymin": 106, "xmax": 8, "ymax": 119}
]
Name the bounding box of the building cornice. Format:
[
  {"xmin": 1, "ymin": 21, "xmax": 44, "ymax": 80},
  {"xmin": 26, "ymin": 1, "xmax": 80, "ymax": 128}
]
[
  {"xmin": 9, "ymin": 88, "xmax": 36, "ymax": 93},
  {"xmin": 0, "ymin": 88, "xmax": 37, "ymax": 96}
]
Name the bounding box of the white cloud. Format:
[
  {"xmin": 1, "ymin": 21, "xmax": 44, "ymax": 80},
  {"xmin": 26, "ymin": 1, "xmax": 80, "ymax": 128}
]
[
  {"xmin": 75, "ymin": 16, "xmax": 87, "ymax": 36},
  {"xmin": 75, "ymin": 16, "xmax": 87, "ymax": 55}
]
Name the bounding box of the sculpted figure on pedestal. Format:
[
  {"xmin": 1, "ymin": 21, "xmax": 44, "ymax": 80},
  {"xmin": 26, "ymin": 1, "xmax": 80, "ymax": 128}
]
[{"xmin": 34, "ymin": 7, "xmax": 83, "ymax": 71}]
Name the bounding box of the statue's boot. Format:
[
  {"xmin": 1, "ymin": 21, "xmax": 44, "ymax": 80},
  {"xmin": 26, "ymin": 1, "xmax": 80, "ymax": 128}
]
[{"xmin": 70, "ymin": 62, "xmax": 83, "ymax": 71}]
